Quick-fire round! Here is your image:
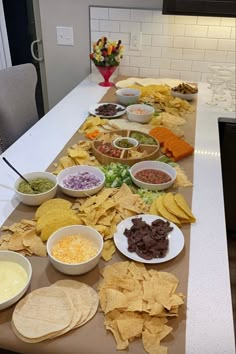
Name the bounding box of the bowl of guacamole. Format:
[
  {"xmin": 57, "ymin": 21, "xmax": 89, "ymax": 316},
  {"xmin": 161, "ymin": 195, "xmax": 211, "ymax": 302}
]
[{"xmin": 14, "ymin": 172, "xmax": 58, "ymax": 206}]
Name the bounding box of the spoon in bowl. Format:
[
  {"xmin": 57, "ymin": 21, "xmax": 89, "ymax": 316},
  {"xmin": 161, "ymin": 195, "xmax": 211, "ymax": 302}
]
[{"xmin": 2, "ymin": 157, "xmax": 35, "ymax": 191}]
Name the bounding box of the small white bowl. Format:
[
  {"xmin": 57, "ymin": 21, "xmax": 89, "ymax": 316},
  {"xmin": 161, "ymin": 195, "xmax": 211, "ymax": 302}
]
[
  {"xmin": 47, "ymin": 225, "xmax": 103, "ymax": 275},
  {"xmin": 113, "ymin": 137, "xmax": 139, "ymax": 150},
  {"xmin": 126, "ymin": 104, "xmax": 155, "ymax": 124},
  {"xmin": 171, "ymin": 90, "xmax": 197, "ymax": 101},
  {"xmin": 116, "ymin": 88, "xmax": 141, "ymax": 105},
  {"xmin": 130, "ymin": 161, "xmax": 176, "ymax": 191},
  {"xmin": 57, "ymin": 165, "xmax": 105, "ymax": 198},
  {"xmin": 0, "ymin": 251, "xmax": 32, "ymax": 310},
  {"xmin": 14, "ymin": 172, "xmax": 57, "ymax": 206}
]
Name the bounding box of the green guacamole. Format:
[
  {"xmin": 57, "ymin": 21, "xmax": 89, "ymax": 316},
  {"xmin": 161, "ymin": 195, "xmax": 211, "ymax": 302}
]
[
  {"xmin": 18, "ymin": 178, "xmax": 55, "ymax": 195},
  {"xmin": 130, "ymin": 132, "xmax": 156, "ymax": 145}
]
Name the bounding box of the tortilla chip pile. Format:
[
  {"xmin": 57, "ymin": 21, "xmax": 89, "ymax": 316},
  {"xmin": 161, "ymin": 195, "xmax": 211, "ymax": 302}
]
[
  {"xmin": 72, "ymin": 184, "xmax": 149, "ymax": 261},
  {"xmin": 133, "ymin": 84, "xmax": 194, "ymax": 116},
  {"xmin": 0, "ymin": 219, "xmax": 46, "ymax": 257},
  {"xmin": 35, "ymin": 198, "xmax": 81, "ymax": 241},
  {"xmin": 12, "ymin": 280, "xmax": 98, "ymax": 343},
  {"xmin": 150, "ymin": 192, "xmax": 196, "ymax": 227},
  {"xmin": 149, "ymin": 127, "xmax": 194, "ymax": 161},
  {"xmin": 53, "ymin": 140, "xmax": 100, "ymax": 175},
  {"xmin": 150, "ymin": 112, "xmax": 185, "ymax": 138},
  {"xmin": 99, "ymin": 261, "xmax": 184, "ymax": 354}
]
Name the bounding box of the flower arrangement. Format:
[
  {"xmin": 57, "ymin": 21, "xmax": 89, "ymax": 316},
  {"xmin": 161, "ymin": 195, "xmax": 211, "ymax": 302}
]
[{"xmin": 89, "ymin": 37, "xmax": 124, "ymax": 67}]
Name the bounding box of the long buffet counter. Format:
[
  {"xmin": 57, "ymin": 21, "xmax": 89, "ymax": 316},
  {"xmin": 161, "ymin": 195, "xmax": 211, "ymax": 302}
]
[{"xmin": 0, "ymin": 74, "xmax": 235, "ymax": 354}]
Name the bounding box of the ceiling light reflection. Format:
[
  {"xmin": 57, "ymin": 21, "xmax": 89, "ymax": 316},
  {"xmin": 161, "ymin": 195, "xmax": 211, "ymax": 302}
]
[{"xmin": 194, "ymin": 149, "xmax": 220, "ymax": 157}]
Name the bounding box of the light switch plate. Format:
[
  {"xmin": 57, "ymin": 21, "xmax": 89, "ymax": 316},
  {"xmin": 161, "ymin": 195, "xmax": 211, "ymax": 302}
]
[
  {"xmin": 56, "ymin": 26, "xmax": 74, "ymax": 46},
  {"xmin": 130, "ymin": 32, "xmax": 142, "ymax": 50}
]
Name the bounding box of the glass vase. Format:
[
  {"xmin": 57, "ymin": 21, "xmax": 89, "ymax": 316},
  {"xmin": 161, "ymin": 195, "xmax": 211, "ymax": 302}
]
[{"xmin": 95, "ymin": 65, "xmax": 118, "ymax": 87}]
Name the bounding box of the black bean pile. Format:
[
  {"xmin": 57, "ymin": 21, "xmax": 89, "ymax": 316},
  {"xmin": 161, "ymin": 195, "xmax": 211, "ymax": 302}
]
[
  {"xmin": 95, "ymin": 104, "xmax": 124, "ymax": 116},
  {"xmin": 124, "ymin": 218, "xmax": 173, "ymax": 260}
]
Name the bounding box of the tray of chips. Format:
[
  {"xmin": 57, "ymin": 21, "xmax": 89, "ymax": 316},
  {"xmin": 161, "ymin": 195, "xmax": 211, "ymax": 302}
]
[{"xmin": 92, "ymin": 130, "xmax": 160, "ymax": 166}]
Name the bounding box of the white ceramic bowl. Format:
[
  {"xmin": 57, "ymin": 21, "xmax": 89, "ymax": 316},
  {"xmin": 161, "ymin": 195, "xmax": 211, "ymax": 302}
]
[
  {"xmin": 126, "ymin": 104, "xmax": 155, "ymax": 124},
  {"xmin": 116, "ymin": 88, "xmax": 141, "ymax": 105},
  {"xmin": 171, "ymin": 90, "xmax": 198, "ymax": 101},
  {"xmin": 47, "ymin": 225, "xmax": 103, "ymax": 275},
  {"xmin": 0, "ymin": 251, "xmax": 32, "ymax": 310},
  {"xmin": 57, "ymin": 165, "xmax": 105, "ymax": 198},
  {"xmin": 113, "ymin": 137, "xmax": 139, "ymax": 150},
  {"xmin": 14, "ymin": 172, "xmax": 57, "ymax": 206},
  {"xmin": 130, "ymin": 161, "xmax": 176, "ymax": 191}
]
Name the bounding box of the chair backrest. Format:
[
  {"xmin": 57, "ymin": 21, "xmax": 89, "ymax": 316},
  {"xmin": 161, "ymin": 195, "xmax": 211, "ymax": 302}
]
[{"xmin": 0, "ymin": 63, "xmax": 39, "ymax": 151}]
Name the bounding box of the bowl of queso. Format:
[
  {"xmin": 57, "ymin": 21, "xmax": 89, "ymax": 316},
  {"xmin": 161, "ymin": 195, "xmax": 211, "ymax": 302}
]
[
  {"xmin": 0, "ymin": 251, "xmax": 32, "ymax": 310},
  {"xmin": 130, "ymin": 161, "xmax": 176, "ymax": 191},
  {"xmin": 14, "ymin": 171, "xmax": 57, "ymax": 206}
]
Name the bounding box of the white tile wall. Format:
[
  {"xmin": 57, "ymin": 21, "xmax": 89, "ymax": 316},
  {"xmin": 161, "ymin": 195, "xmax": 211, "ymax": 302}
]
[{"xmin": 90, "ymin": 6, "xmax": 236, "ymax": 82}]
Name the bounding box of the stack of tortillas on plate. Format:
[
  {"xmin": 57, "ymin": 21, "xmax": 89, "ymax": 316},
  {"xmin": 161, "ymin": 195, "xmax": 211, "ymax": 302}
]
[{"xmin": 12, "ymin": 280, "xmax": 99, "ymax": 343}]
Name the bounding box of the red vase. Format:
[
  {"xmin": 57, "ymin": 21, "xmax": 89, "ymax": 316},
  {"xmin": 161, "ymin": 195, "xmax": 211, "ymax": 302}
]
[{"xmin": 95, "ymin": 65, "xmax": 118, "ymax": 87}]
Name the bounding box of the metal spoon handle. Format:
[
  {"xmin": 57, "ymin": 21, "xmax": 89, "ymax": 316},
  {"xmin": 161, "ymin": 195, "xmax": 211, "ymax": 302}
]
[{"xmin": 2, "ymin": 157, "xmax": 30, "ymax": 184}]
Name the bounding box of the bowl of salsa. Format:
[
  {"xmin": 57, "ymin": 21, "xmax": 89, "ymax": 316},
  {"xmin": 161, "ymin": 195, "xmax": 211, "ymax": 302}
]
[
  {"xmin": 130, "ymin": 161, "xmax": 176, "ymax": 191},
  {"xmin": 116, "ymin": 88, "xmax": 141, "ymax": 105}
]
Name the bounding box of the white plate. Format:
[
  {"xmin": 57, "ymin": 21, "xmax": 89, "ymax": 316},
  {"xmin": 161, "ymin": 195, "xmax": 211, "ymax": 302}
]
[
  {"xmin": 114, "ymin": 214, "xmax": 184, "ymax": 264},
  {"xmin": 88, "ymin": 103, "xmax": 126, "ymax": 118},
  {"xmin": 115, "ymin": 78, "xmax": 183, "ymax": 89}
]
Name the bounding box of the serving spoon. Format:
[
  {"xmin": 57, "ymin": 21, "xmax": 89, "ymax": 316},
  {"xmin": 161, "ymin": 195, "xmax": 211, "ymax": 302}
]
[{"xmin": 2, "ymin": 157, "xmax": 35, "ymax": 191}]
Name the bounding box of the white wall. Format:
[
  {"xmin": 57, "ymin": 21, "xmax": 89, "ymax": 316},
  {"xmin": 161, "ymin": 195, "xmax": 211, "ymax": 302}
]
[{"xmin": 90, "ymin": 7, "xmax": 236, "ymax": 82}]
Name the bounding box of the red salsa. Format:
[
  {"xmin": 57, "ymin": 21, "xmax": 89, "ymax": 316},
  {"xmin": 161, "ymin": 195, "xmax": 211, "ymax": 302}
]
[
  {"xmin": 98, "ymin": 143, "xmax": 121, "ymax": 158},
  {"xmin": 134, "ymin": 169, "xmax": 171, "ymax": 184}
]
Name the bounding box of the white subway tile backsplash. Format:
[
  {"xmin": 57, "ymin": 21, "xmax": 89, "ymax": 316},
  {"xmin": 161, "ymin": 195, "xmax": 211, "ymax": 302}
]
[
  {"xmin": 180, "ymin": 71, "xmax": 201, "ymax": 82},
  {"xmin": 171, "ymin": 60, "xmax": 192, "ymax": 71},
  {"xmin": 195, "ymin": 38, "xmax": 218, "ymax": 50},
  {"xmin": 142, "ymin": 46, "xmax": 162, "ymax": 58},
  {"xmin": 152, "ymin": 35, "xmax": 174, "ymax": 47},
  {"xmin": 231, "ymin": 27, "xmax": 236, "ymax": 39},
  {"xmin": 109, "ymin": 32, "xmax": 130, "ymax": 45},
  {"xmin": 90, "ymin": 7, "xmax": 235, "ymax": 83},
  {"xmin": 119, "ymin": 66, "xmax": 139, "ymax": 76},
  {"xmin": 130, "ymin": 56, "xmax": 150, "ymax": 68},
  {"xmin": 109, "ymin": 8, "xmax": 130, "ymax": 21},
  {"xmin": 174, "ymin": 16, "xmax": 197, "ymax": 25},
  {"xmin": 226, "ymin": 52, "xmax": 235, "ymax": 63},
  {"xmin": 205, "ymin": 50, "xmax": 227, "ymax": 62},
  {"xmin": 173, "ymin": 37, "xmax": 195, "ymax": 49},
  {"xmin": 150, "ymin": 58, "xmax": 171, "ymax": 69},
  {"xmin": 163, "ymin": 24, "xmax": 185, "ymax": 36},
  {"xmin": 197, "ymin": 17, "xmax": 221, "ymax": 26},
  {"xmin": 130, "ymin": 9, "xmax": 153, "ymax": 22},
  {"xmin": 183, "ymin": 49, "xmax": 205, "ymax": 60},
  {"xmin": 185, "ymin": 25, "xmax": 208, "ymax": 37},
  {"xmin": 139, "ymin": 67, "xmax": 160, "ymax": 78},
  {"xmin": 90, "ymin": 20, "xmax": 99, "ymax": 31},
  {"xmin": 159, "ymin": 69, "xmax": 180, "ymax": 78},
  {"xmin": 221, "ymin": 18, "xmax": 236, "ymax": 27},
  {"xmin": 162, "ymin": 47, "xmax": 182, "ymax": 59},
  {"xmin": 208, "ymin": 26, "xmax": 231, "ymax": 38},
  {"xmin": 153, "ymin": 11, "xmax": 175, "ymax": 24},
  {"xmin": 120, "ymin": 22, "xmax": 141, "ymax": 33},
  {"xmin": 142, "ymin": 34, "xmax": 152, "ymax": 46},
  {"xmin": 142, "ymin": 23, "xmax": 162, "ymax": 35},
  {"xmin": 218, "ymin": 39, "xmax": 236, "ymax": 51},
  {"xmin": 100, "ymin": 21, "xmax": 119, "ymax": 32},
  {"xmin": 90, "ymin": 7, "xmax": 108, "ymax": 20},
  {"xmin": 91, "ymin": 31, "xmax": 109, "ymax": 43}
]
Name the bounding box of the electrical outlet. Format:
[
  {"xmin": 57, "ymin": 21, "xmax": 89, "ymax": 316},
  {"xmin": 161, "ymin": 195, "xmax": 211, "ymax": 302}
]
[
  {"xmin": 56, "ymin": 26, "xmax": 74, "ymax": 46},
  {"xmin": 130, "ymin": 32, "xmax": 142, "ymax": 50}
]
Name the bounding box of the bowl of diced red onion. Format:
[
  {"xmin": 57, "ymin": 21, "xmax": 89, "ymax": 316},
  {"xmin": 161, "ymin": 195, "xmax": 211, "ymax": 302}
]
[{"xmin": 57, "ymin": 165, "xmax": 105, "ymax": 197}]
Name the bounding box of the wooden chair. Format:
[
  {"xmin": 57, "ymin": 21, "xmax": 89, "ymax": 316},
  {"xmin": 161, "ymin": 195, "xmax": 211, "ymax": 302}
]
[{"xmin": 0, "ymin": 64, "xmax": 39, "ymax": 152}]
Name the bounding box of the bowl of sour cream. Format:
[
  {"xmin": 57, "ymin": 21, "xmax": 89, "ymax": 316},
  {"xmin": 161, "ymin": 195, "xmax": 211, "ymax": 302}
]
[{"xmin": 0, "ymin": 251, "xmax": 32, "ymax": 310}]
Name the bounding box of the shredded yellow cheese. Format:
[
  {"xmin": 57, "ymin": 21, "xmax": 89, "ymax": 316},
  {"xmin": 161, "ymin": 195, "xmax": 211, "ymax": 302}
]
[
  {"xmin": 173, "ymin": 165, "xmax": 193, "ymax": 188},
  {"xmin": 52, "ymin": 235, "xmax": 98, "ymax": 264}
]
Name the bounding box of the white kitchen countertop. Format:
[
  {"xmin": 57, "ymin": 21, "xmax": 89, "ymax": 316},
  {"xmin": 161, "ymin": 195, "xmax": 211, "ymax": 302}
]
[{"xmin": 0, "ymin": 74, "xmax": 235, "ymax": 353}]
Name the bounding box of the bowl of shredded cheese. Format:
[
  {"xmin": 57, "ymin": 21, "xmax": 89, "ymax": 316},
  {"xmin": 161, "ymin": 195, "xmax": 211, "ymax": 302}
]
[{"xmin": 47, "ymin": 225, "xmax": 103, "ymax": 275}]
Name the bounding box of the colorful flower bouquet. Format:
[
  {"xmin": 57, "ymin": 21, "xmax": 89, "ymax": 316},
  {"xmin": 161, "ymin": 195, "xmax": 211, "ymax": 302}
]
[{"xmin": 90, "ymin": 37, "xmax": 124, "ymax": 86}]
